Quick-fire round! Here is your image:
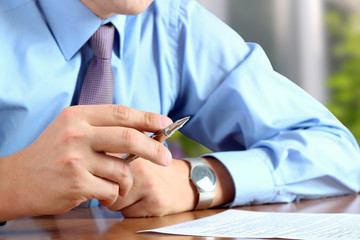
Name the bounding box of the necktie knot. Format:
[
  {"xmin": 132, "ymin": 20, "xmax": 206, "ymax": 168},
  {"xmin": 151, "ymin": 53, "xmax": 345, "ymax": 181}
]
[{"xmin": 90, "ymin": 24, "xmax": 115, "ymax": 59}]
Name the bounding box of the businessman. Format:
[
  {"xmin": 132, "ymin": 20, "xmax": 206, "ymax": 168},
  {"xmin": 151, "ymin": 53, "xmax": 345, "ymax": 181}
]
[{"xmin": 1, "ymin": 0, "xmax": 359, "ymax": 223}]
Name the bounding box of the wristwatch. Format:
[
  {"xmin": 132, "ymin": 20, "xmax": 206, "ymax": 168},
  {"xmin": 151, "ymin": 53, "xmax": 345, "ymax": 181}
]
[{"xmin": 182, "ymin": 158, "xmax": 217, "ymax": 210}]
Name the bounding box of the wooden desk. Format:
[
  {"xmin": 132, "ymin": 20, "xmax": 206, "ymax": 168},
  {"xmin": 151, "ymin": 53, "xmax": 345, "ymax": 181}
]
[{"xmin": 1, "ymin": 194, "xmax": 359, "ymax": 240}]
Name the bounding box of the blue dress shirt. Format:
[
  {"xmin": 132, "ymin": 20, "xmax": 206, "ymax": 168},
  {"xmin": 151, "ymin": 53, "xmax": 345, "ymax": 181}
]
[{"xmin": 0, "ymin": 0, "xmax": 359, "ymax": 209}]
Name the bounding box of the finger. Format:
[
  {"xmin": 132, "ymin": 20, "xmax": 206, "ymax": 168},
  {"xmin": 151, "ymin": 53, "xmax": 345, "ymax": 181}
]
[
  {"xmin": 90, "ymin": 127, "xmax": 172, "ymax": 166},
  {"xmin": 87, "ymin": 152, "xmax": 133, "ymax": 197},
  {"xmin": 106, "ymin": 189, "xmax": 143, "ymax": 212},
  {"xmin": 84, "ymin": 172, "xmax": 121, "ymax": 207},
  {"xmin": 71, "ymin": 105, "xmax": 173, "ymax": 131}
]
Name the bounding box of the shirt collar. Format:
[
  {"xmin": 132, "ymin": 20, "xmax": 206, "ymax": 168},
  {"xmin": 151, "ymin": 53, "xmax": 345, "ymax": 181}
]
[{"xmin": 38, "ymin": 0, "xmax": 125, "ymax": 61}]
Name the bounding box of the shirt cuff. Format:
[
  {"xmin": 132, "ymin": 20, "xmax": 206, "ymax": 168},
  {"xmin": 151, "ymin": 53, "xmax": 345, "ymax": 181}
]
[{"xmin": 203, "ymin": 148, "xmax": 275, "ymax": 207}]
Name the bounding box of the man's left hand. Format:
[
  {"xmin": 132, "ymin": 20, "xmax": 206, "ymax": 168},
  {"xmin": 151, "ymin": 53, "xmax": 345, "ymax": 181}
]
[{"xmin": 107, "ymin": 158, "xmax": 197, "ymax": 217}]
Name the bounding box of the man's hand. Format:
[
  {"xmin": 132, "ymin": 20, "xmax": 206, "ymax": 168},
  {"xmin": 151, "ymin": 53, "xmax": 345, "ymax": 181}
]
[
  {"xmin": 0, "ymin": 105, "xmax": 173, "ymax": 221},
  {"xmin": 108, "ymin": 157, "xmax": 235, "ymax": 217},
  {"xmin": 107, "ymin": 158, "xmax": 196, "ymax": 217}
]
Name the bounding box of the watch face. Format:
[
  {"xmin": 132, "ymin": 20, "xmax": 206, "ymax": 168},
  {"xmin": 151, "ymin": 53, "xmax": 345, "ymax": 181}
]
[{"xmin": 192, "ymin": 165, "xmax": 216, "ymax": 192}]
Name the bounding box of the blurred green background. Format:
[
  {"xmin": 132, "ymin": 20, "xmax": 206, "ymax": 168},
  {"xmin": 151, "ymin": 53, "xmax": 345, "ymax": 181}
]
[
  {"xmin": 167, "ymin": 0, "xmax": 360, "ymax": 158},
  {"xmin": 326, "ymin": 6, "xmax": 360, "ymax": 144}
]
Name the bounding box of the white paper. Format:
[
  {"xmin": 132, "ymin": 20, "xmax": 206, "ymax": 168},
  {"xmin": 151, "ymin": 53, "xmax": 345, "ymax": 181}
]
[{"xmin": 140, "ymin": 210, "xmax": 360, "ymax": 239}]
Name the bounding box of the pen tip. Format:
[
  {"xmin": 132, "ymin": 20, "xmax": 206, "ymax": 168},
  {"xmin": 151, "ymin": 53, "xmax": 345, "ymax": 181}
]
[
  {"xmin": 164, "ymin": 116, "xmax": 190, "ymax": 137},
  {"xmin": 178, "ymin": 116, "xmax": 190, "ymax": 125}
]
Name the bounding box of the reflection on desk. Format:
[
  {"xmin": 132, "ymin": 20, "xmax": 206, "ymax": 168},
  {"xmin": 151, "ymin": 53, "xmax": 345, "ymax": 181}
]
[{"xmin": 1, "ymin": 194, "xmax": 359, "ymax": 240}]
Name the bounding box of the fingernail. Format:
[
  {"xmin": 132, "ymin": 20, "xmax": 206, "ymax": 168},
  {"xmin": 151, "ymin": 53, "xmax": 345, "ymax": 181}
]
[
  {"xmin": 160, "ymin": 116, "xmax": 173, "ymax": 128},
  {"xmin": 165, "ymin": 150, "xmax": 172, "ymax": 166}
]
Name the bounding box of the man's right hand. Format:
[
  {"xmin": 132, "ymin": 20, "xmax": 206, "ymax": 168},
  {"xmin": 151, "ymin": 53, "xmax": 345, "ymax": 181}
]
[{"xmin": 0, "ymin": 105, "xmax": 173, "ymax": 221}]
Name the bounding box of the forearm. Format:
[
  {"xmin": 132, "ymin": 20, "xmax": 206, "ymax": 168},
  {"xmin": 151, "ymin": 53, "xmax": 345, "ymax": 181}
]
[{"xmin": 206, "ymin": 128, "xmax": 360, "ymax": 207}]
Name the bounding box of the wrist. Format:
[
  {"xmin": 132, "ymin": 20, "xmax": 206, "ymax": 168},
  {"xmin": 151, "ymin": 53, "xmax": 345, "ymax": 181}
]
[
  {"xmin": 0, "ymin": 153, "xmax": 32, "ymax": 221},
  {"xmin": 174, "ymin": 159, "xmax": 199, "ymax": 210},
  {"xmin": 205, "ymin": 157, "xmax": 235, "ymax": 207},
  {"xmin": 0, "ymin": 155, "xmax": 17, "ymax": 221}
]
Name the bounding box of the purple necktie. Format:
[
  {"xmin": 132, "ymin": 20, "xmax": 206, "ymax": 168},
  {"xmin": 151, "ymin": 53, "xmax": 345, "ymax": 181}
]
[{"xmin": 79, "ymin": 24, "xmax": 115, "ymax": 105}]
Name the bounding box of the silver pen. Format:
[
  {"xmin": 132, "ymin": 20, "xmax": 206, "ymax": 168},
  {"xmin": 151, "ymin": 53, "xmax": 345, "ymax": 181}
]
[{"xmin": 122, "ymin": 116, "xmax": 190, "ymax": 162}]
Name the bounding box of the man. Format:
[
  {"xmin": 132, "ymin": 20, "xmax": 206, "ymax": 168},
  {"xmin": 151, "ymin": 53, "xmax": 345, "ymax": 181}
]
[{"xmin": 1, "ymin": 0, "xmax": 359, "ymax": 223}]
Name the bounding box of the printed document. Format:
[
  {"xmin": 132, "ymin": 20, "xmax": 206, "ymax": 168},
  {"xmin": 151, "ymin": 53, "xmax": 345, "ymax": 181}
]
[{"xmin": 140, "ymin": 209, "xmax": 360, "ymax": 239}]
